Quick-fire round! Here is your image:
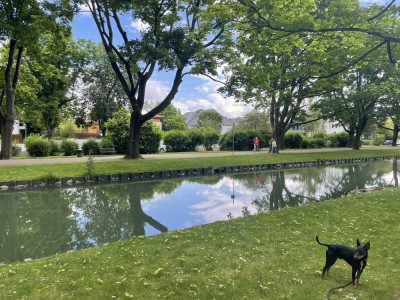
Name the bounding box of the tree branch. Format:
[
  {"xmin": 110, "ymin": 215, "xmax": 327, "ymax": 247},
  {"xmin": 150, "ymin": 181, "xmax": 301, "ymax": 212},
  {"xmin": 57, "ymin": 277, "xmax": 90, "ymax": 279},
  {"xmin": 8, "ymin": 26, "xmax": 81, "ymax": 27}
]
[{"xmin": 367, "ymin": 0, "xmax": 396, "ymax": 22}]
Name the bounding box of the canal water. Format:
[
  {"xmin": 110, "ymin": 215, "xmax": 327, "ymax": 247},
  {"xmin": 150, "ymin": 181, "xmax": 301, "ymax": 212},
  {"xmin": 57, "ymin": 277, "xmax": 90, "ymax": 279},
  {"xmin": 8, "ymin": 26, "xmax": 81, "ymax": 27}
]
[{"xmin": 0, "ymin": 158, "xmax": 398, "ymax": 264}]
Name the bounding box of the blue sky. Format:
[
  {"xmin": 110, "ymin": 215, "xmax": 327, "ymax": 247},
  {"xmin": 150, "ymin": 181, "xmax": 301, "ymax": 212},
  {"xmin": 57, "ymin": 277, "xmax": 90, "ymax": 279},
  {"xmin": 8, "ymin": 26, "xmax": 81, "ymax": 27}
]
[{"xmin": 71, "ymin": 0, "xmax": 395, "ymax": 118}]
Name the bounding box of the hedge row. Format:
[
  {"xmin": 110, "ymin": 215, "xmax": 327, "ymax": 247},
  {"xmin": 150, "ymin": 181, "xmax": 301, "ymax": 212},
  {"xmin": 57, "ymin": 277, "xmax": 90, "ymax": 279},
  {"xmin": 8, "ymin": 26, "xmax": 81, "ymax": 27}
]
[{"xmin": 164, "ymin": 127, "xmax": 219, "ymax": 152}]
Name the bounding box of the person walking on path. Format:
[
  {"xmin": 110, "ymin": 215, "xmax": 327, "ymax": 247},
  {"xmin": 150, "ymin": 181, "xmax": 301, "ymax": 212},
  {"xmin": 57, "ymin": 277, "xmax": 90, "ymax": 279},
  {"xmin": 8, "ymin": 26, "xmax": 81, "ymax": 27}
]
[
  {"xmin": 253, "ymin": 136, "xmax": 260, "ymax": 152},
  {"xmin": 271, "ymin": 138, "xmax": 278, "ymax": 154}
]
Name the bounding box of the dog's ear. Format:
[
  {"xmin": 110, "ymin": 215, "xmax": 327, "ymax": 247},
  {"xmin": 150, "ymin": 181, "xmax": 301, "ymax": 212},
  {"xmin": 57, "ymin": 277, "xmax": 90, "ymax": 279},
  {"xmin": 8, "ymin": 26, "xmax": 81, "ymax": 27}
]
[
  {"xmin": 357, "ymin": 239, "xmax": 361, "ymax": 247},
  {"xmin": 364, "ymin": 242, "xmax": 370, "ymax": 250}
]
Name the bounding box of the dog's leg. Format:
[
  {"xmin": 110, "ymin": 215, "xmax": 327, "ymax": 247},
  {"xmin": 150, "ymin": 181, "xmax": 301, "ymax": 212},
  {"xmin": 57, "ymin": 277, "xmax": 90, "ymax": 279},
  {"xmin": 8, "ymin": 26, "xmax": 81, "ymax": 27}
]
[
  {"xmin": 356, "ymin": 261, "xmax": 367, "ymax": 285},
  {"xmin": 352, "ymin": 267, "xmax": 358, "ymax": 287},
  {"xmin": 323, "ymin": 250, "xmax": 337, "ymax": 277}
]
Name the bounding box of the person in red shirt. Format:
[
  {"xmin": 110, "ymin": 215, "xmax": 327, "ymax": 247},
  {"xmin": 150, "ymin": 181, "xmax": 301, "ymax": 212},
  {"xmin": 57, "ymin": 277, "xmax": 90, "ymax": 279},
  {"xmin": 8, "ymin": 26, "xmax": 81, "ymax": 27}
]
[{"xmin": 253, "ymin": 136, "xmax": 260, "ymax": 152}]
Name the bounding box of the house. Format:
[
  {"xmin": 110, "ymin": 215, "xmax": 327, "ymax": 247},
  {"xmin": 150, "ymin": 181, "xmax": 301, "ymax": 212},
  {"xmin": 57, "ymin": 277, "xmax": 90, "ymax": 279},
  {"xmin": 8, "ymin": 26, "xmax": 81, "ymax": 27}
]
[
  {"xmin": 183, "ymin": 109, "xmax": 238, "ymax": 134},
  {"xmin": 11, "ymin": 120, "xmax": 27, "ymax": 142},
  {"xmin": 288, "ymin": 124, "xmax": 306, "ymax": 135},
  {"xmin": 152, "ymin": 114, "xmax": 164, "ymax": 130}
]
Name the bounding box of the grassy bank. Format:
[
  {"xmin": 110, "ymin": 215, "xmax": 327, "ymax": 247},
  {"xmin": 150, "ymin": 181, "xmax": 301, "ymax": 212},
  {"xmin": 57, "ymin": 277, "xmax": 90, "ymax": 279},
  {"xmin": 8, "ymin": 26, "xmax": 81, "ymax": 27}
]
[
  {"xmin": 1, "ymin": 187, "xmax": 399, "ymax": 299},
  {"xmin": 1, "ymin": 148, "xmax": 400, "ymax": 182}
]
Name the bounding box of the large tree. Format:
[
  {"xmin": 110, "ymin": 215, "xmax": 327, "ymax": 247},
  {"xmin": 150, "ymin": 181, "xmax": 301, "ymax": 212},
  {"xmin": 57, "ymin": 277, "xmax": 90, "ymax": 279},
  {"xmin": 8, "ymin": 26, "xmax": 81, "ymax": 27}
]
[
  {"xmin": 237, "ymin": 0, "xmax": 400, "ymax": 66},
  {"xmin": 80, "ymin": 0, "xmax": 227, "ymax": 159},
  {"xmin": 76, "ymin": 42, "xmax": 127, "ymax": 136},
  {"xmin": 0, "ymin": 0, "xmax": 72, "ymax": 159},
  {"xmin": 313, "ymin": 59, "xmax": 389, "ymax": 150}
]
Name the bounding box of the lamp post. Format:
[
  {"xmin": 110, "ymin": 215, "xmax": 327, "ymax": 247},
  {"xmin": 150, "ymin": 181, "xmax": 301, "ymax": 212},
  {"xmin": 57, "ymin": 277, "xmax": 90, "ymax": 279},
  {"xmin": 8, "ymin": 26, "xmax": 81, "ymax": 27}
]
[
  {"xmin": 231, "ymin": 178, "xmax": 235, "ymax": 206},
  {"xmin": 232, "ymin": 122, "xmax": 235, "ymax": 156}
]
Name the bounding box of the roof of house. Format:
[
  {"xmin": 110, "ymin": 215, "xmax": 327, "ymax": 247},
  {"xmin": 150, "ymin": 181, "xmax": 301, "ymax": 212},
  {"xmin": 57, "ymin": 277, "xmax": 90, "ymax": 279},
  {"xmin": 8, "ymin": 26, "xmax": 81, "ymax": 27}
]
[{"xmin": 183, "ymin": 109, "xmax": 238, "ymax": 127}]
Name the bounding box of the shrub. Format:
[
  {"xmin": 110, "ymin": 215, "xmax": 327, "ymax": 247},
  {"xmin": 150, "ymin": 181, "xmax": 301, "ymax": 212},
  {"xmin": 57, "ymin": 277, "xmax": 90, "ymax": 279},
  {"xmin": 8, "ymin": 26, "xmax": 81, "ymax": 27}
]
[
  {"xmin": 313, "ymin": 132, "xmax": 326, "ymax": 139},
  {"xmin": 105, "ymin": 109, "xmax": 164, "ymax": 154},
  {"xmin": 335, "ymin": 132, "xmax": 349, "ymax": 147},
  {"xmin": 219, "ymin": 129, "xmax": 271, "ymax": 151},
  {"xmin": 48, "ymin": 139, "xmax": 60, "ymax": 156},
  {"xmin": 56, "ymin": 120, "xmax": 81, "ymax": 138},
  {"xmin": 284, "ymin": 132, "xmax": 303, "ymax": 149},
  {"xmin": 25, "ymin": 134, "xmax": 51, "ymax": 157},
  {"xmin": 12, "ymin": 140, "xmax": 21, "ymax": 156},
  {"xmin": 104, "ymin": 108, "xmax": 130, "ymax": 154},
  {"xmin": 313, "ymin": 138, "xmax": 325, "ymax": 148},
  {"xmin": 139, "ymin": 121, "xmax": 162, "ymax": 154},
  {"xmin": 60, "ymin": 139, "xmax": 79, "ymax": 156},
  {"xmin": 203, "ymin": 128, "xmax": 220, "ymax": 150},
  {"xmin": 372, "ymin": 134, "xmax": 385, "ymax": 146},
  {"xmin": 164, "ymin": 130, "xmax": 191, "ymax": 152},
  {"xmin": 302, "ymin": 137, "xmax": 312, "ymax": 149},
  {"xmin": 325, "ymin": 132, "xmax": 349, "ymax": 147},
  {"xmin": 82, "ymin": 138, "xmax": 100, "ymax": 155},
  {"xmin": 187, "ymin": 127, "xmax": 205, "ymax": 151},
  {"xmin": 99, "ymin": 137, "xmax": 114, "ymax": 148}
]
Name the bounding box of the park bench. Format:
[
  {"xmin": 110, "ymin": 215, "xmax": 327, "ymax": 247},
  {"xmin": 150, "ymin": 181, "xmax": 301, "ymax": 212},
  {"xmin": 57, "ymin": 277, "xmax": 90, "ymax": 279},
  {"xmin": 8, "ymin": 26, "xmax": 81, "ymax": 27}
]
[{"xmin": 99, "ymin": 147, "xmax": 116, "ymax": 155}]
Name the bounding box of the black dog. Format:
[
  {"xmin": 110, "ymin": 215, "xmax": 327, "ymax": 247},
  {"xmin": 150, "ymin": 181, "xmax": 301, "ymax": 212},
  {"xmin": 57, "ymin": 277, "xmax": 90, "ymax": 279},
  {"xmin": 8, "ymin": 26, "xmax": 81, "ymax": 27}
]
[{"xmin": 316, "ymin": 236, "xmax": 370, "ymax": 287}]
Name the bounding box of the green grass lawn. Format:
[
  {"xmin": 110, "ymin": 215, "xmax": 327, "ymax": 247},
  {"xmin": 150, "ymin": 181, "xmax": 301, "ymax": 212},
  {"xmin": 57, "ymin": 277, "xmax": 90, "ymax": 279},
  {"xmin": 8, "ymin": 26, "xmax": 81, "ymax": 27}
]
[
  {"xmin": 1, "ymin": 148, "xmax": 400, "ymax": 182},
  {"xmin": 1, "ymin": 187, "xmax": 399, "ymax": 299}
]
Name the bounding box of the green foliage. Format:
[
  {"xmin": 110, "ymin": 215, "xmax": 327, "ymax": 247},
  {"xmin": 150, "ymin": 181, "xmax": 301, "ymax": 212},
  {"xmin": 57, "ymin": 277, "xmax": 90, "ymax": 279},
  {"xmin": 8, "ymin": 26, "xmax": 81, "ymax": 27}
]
[
  {"xmin": 302, "ymin": 137, "xmax": 325, "ymax": 148},
  {"xmin": 99, "ymin": 137, "xmax": 115, "ymax": 148},
  {"xmin": 220, "ymin": 129, "xmax": 270, "ymax": 151},
  {"xmin": 301, "ymin": 137, "xmax": 312, "ymax": 149},
  {"xmin": 25, "ymin": 134, "xmax": 51, "ymax": 157},
  {"xmin": 372, "ymin": 134, "xmax": 386, "ymax": 146},
  {"xmin": 85, "ymin": 155, "xmax": 95, "ymax": 178},
  {"xmin": 12, "ymin": 140, "xmax": 21, "ymax": 156},
  {"xmin": 196, "ymin": 110, "xmax": 223, "ymax": 132},
  {"xmin": 164, "ymin": 130, "xmax": 191, "ymax": 152},
  {"xmin": 161, "ymin": 104, "xmax": 187, "ymax": 131},
  {"xmin": 203, "ymin": 128, "xmax": 220, "ymax": 151},
  {"xmin": 82, "ymin": 139, "xmax": 100, "ymax": 155},
  {"xmin": 313, "ymin": 132, "xmax": 326, "ymax": 139},
  {"xmin": 56, "ymin": 120, "xmax": 81, "ymax": 138},
  {"xmin": 187, "ymin": 127, "xmax": 206, "ymax": 150},
  {"xmin": 60, "ymin": 139, "xmax": 78, "ymax": 156},
  {"xmin": 104, "ymin": 108, "xmax": 130, "ymax": 154},
  {"xmin": 338, "ymin": 133, "xmax": 349, "ymax": 147},
  {"xmin": 139, "ymin": 121, "xmax": 163, "ymax": 154},
  {"xmin": 236, "ymin": 110, "xmax": 271, "ymax": 132},
  {"xmin": 105, "ymin": 109, "xmax": 162, "ymax": 154},
  {"xmin": 48, "ymin": 139, "xmax": 60, "ymax": 156},
  {"xmin": 284, "ymin": 132, "xmax": 304, "ymax": 149}
]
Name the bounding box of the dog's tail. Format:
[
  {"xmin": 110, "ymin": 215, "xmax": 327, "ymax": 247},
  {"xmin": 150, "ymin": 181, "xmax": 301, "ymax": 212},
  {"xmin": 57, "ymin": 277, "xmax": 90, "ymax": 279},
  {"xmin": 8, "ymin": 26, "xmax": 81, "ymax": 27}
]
[{"xmin": 316, "ymin": 235, "xmax": 330, "ymax": 248}]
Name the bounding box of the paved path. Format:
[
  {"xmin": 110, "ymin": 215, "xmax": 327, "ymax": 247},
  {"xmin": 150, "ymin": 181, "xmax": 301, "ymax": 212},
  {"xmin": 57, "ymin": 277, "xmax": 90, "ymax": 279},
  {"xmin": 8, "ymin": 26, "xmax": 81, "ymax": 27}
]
[{"xmin": 0, "ymin": 147, "xmax": 357, "ymax": 166}]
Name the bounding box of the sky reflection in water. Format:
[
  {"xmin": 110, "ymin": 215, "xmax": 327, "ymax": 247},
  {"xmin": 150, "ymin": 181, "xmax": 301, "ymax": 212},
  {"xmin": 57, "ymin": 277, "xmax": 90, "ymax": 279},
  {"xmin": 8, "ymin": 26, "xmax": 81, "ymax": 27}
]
[{"xmin": 0, "ymin": 159, "xmax": 398, "ymax": 263}]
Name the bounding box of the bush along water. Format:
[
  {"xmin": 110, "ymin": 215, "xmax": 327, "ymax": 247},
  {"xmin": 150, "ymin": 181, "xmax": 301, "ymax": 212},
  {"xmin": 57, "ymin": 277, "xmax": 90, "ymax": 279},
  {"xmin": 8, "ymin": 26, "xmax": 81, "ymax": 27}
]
[
  {"xmin": 24, "ymin": 134, "xmax": 52, "ymax": 157},
  {"xmin": 60, "ymin": 139, "xmax": 79, "ymax": 156},
  {"xmin": 82, "ymin": 138, "xmax": 100, "ymax": 155}
]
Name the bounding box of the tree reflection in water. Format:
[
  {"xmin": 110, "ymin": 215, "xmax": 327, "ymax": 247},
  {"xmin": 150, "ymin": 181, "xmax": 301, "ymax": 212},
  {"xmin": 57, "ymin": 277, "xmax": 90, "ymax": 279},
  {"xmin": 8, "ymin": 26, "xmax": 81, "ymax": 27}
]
[{"xmin": 0, "ymin": 159, "xmax": 398, "ymax": 264}]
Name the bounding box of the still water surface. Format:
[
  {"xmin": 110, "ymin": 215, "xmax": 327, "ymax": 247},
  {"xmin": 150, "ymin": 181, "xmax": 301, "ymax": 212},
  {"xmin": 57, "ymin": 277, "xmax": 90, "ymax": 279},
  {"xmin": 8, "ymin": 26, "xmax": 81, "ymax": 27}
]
[{"xmin": 0, "ymin": 159, "xmax": 398, "ymax": 264}]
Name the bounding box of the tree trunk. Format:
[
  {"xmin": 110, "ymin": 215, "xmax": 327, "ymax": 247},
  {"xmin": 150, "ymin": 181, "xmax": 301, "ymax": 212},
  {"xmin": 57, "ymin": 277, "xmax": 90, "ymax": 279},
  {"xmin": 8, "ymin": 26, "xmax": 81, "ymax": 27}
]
[
  {"xmin": 0, "ymin": 116, "xmax": 14, "ymax": 159},
  {"xmin": 352, "ymin": 130, "xmax": 362, "ymax": 150},
  {"xmin": 353, "ymin": 117, "xmax": 368, "ymax": 150},
  {"xmin": 125, "ymin": 110, "xmax": 142, "ymax": 159},
  {"xmin": 392, "ymin": 124, "xmax": 399, "ymax": 146},
  {"xmin": 0, "ymin": 40, "xmax": 23, "ymax": 160},
  {"xmin": 347, "ymin": 128, "xmax": 355, "ymax": 148}
]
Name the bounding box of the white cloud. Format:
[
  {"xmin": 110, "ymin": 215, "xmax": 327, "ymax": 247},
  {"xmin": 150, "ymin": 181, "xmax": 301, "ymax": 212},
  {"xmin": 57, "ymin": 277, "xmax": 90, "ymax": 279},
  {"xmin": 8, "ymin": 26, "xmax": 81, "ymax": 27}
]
[
  {"xmin": 130, "ymin": 19, "xmax": 150, "ymax": 33},
  {"xmin": 174, "ymin": 74, "xmax": 252, "ymax": 118},
  {"xmin": 75, "ymin": 4, "xmax": 91, "ymax": 18},
  {"xmin": 143, "ymin": 79, "xmax": 170, "ymax": 108}
]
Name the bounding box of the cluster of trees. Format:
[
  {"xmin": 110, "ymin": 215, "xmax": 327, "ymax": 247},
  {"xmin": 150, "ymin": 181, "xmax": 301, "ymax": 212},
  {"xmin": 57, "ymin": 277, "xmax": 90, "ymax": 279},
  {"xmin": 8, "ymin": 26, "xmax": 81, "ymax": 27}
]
[{"xmin": 1, "ymin": 1, "xmax": 400, "ymax": 160}]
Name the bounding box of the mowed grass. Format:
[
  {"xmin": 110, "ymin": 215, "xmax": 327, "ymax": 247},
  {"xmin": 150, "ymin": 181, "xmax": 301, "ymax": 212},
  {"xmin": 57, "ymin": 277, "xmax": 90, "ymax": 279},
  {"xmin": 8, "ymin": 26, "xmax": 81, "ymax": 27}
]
[
  {"xmin": 0, "ymin": 187, "xmax": 399, "ymax": 299},
  {"xmin": 1, "ymin": 148, "xmax": 400, "ymax": 182}
]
